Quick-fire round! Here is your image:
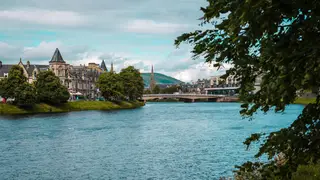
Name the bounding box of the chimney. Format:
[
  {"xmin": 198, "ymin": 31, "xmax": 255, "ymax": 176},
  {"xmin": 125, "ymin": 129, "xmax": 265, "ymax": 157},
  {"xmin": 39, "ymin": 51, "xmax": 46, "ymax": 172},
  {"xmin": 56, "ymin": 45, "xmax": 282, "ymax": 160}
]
[
  {"xmin": 27, "ymin": 61, "xmax": 30, "ymax": 68},
  {"xmin": 0, "ymin": 61, "xmax": 2, "ymax": 68}
]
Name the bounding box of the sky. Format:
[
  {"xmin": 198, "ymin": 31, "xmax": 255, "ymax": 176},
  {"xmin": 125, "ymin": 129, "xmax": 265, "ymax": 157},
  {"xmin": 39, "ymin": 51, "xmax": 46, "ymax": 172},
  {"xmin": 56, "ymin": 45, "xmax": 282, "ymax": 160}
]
[{"xmin": 0, "ymin": 0, "xmax": 229, "ymax": 82}]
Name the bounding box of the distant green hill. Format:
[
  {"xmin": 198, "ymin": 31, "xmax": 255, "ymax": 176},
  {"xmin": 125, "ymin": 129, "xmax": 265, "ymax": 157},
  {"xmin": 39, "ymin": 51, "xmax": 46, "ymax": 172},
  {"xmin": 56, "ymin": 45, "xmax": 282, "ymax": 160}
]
[{"xmin": 141, "ymin": 73, "xmax": 183, "ymax": 87}]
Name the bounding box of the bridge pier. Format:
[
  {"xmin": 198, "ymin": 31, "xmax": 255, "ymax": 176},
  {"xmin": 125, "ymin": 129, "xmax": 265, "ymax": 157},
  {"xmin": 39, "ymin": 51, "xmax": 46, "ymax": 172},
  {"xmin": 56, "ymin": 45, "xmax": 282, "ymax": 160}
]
[
  {"xmin": 208, "ymin": 98, "xmax": 217, "ymax": 102},
  {"xmin": 183, "ymin": 99, "xmax": 195, "ymax": 103}
]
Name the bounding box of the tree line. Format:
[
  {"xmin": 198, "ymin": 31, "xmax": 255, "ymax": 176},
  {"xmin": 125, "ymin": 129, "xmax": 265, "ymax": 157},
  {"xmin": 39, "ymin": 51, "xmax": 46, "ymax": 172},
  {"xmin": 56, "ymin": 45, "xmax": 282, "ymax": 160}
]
[
  {"xmin": 0, "ymin": 65, "xmax": 144, "ymax": 107},
  {"xmin": 0, "ymin": 65, "xmax": 69, "ymax": 107},
  {"xmin": 144, "ymin": 85, "xmax": 181, "ymax": 94},
  {"xmin": 96, "ymin": 66, "xmax": 144, "ymax": 101}
]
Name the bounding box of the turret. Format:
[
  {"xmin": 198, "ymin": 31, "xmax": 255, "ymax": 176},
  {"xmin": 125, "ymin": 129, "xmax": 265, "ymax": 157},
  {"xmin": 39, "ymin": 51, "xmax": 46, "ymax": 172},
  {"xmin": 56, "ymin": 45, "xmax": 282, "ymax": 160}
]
[
  {"xmin": 100, "ymin": 60, "xmax": 107, "ymax": 72},
  {"xmin": 49, "ymin": 48, "xmax": 65, "ymax": 64}
]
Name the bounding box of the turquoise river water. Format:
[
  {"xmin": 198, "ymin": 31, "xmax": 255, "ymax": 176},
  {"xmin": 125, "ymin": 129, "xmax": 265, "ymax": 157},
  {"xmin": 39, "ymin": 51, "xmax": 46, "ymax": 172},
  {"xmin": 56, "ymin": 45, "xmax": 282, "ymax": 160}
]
[{"xmin": 0, "ymin": 102, "xmax": 303, "ymax": 179}]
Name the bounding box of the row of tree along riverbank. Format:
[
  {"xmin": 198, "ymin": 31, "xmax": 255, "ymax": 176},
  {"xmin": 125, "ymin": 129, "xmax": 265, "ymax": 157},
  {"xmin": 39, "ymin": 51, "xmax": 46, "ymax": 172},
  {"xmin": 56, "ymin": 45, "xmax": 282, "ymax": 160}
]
[
  {"xmin": 0, "ymin": 101, "xmax": 144, "ymax": 115},
  {"xmin": 0, "ymin": 65, "xmax": 145, "ymax": 115}
]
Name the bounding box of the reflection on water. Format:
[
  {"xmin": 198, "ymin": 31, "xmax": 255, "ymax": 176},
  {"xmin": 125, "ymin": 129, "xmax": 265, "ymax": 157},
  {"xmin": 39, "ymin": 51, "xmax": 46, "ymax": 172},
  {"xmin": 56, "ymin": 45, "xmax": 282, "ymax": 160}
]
[{"xmin": 0, "ymin": 102, "xmax": 303, "ymax": 179}]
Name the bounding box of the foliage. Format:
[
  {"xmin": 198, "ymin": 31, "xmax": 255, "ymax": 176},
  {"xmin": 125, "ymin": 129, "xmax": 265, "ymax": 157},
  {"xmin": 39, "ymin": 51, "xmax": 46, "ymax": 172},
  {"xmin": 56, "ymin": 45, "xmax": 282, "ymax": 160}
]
[
  {"xmin": 144, "ymin": 89, "xmax": 152, "ymax": 94},
  {"xmin": 0, "ymin": 65, "xmax": 27, "ymax": 99},
  {"xmin": 0, "ymin": 66, "xmax": 36, "ymax": 106},
  {"xmin": 160, "ymin": 85, "xmax": 180, "ymax": 94},
  {"xmin": 292, "ymin": 163, "xmax": 320, "ymax": 180},
  {"xmin": 120, "ymin": 66, "xmax": 144, "ymax": 100},
  {"xmin": 13, "ymin": 82, "xmax": 37, "ymax": 107},
  {"xmin": 96, "ymin": 72, "xmax": 124, "ymax": 101},
  {"xmin": 152, "ymin": 85, "xmax": 161, "ymax": 94},
  {"xmin": 175, "ymin": 0, "xmax": 320, "ymax": 178},
  {"xmin": 35, "ymin": 71, "xmax": 70, "ymax": 104}
]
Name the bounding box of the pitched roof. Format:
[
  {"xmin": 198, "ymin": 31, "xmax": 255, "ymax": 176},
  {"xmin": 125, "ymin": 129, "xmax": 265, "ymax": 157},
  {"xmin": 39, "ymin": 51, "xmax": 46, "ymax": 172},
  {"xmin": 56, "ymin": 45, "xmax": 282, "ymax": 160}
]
[
  {"xmin": 0, "ymin": 65, "xmax": 13, "ymax": 77},
  {"xmin": 49, "ymin": 48, "xmax": 65, "ymax": 63},
  {"xmin": 24, "ymin": 64, "xmax": 49, "ymax": 76},
  {"xmin": 100, "ymin": 60, "xmax": 107, "ymax": 71}
]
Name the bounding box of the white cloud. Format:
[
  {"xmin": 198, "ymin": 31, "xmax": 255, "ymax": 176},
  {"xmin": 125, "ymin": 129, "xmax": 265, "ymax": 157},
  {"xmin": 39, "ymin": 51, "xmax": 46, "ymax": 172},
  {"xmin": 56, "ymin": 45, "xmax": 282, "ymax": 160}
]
[
  {"xmin": 123, "ymin": 19, "xmax": 189, "ymax": 34},
  {"xmin": 23, "ymin": 41, "xmax": 63, "ymax": 59},
  {"xmin": 0, "ymin": 40, "xmax": 232, "ymax": 82},
  {"xmin": 0, "ymin": 42, "xmax": 22, "ymax": 61},
  {"xmin": 171, "ymin": 62, "xmax": 231, "ymax": 82},
  {"xmin": 0, "ymin": 9, "xmax": 87, "ymax": 26}
]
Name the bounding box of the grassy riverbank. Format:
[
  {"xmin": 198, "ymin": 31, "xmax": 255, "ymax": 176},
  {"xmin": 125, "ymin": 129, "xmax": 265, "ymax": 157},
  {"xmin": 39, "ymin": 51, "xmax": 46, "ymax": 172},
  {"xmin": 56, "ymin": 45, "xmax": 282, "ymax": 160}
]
[
  {"xmin": 0, "ymin": 101, "xmax": 144, "ymax": 115},
  {"xmin": 294, "ymin": 97, "xmax": 316, "ymax": 105}
]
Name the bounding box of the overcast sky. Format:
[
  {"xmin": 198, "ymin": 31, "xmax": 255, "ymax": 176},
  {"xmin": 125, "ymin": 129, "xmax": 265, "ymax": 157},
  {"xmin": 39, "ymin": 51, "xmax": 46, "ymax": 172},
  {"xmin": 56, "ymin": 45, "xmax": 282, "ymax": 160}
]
[{"xmin": 0, "ymin": 0, "xmax": 228, "ymax": 82}]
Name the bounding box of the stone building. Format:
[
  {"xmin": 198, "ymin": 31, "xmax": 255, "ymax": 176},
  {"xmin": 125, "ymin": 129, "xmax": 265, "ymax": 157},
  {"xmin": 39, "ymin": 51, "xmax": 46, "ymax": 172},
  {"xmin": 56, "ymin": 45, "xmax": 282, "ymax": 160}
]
[
  {"xmin": 0, "ymin": 48, "xmax": 108, "ymax": 99},
  {"xmin": 210, "ymin": 75, "xmax": 239, "ymax": 88}
]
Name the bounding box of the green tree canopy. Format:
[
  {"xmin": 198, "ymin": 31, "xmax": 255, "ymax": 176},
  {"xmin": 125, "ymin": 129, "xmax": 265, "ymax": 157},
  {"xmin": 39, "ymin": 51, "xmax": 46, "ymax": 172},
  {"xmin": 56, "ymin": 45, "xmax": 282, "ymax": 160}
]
[
  {"xmin": 0, "ymin": 65, "xmax": 36, "ymax": 106},
  {"xmin": 175, "ymin": 0, "xmax": 320, "ymax": 178},
  {"xmin": 14, "ymin": 82, "xmax": 37, "ymax": 107},
  {"xmin": 143, "ymin": 89, "xmax": 152, "ymax": 94},
  {"xmin": 35, "ymin": 71, "xmax": 69, "ymax": 104},
  {"xmin": 120, "ymin": 66, "xmax": 144, "ymax": 101},
  {"xmin": 0, "ymin": 65, "xmax": 27, "ymax": 99},
  {"xmin": 160, "ymin": 85, "xmax": 180, "ymax": 94},
  {"xmin": 96, "ymin": 72, "xmax": 124, "ymax": 101},
  {"xmin": 152, "ymin": 85, "xmax": 161, "ymax": 94}
]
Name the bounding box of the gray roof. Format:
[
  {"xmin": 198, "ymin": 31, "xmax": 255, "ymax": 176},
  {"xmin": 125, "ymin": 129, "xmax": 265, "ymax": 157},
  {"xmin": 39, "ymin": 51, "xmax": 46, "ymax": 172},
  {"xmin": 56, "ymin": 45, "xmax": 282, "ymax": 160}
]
[
  {"xmin": 0, "ymin": 64, "xmax": 49, "ymax": 78},
  {"xmin": 24, "ymin": 64, "xmax": 49, "ymax": 76},
  {"xmin": 100, "ymin": 60, "xmax": 107, "ymax": 71},
  {"xmin": 0, "ymin": 65, "xmax": 13, "ymax": 77},
  {"xmin": 49, "ymin": 48, "xmax": 65, "ymax": 63}
]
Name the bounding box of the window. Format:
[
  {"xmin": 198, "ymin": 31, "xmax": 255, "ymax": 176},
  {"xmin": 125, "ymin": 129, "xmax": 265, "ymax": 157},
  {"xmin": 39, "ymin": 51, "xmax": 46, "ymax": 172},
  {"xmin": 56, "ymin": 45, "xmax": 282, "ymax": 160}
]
[
  {"xmin": 4, "ymin": 73, "xmax": 8, "ymax": 78},
  {"xmin": 58, "ymin": 66, "xmax": 63, "ymax": 76}
]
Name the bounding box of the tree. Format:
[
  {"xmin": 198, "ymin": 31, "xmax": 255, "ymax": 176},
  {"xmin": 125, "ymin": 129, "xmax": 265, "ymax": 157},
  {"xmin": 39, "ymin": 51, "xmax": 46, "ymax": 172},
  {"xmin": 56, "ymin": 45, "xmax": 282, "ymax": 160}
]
[
  {"xmin": 96, "ymin": 72, "xmax": 124, "ymax": 101},
  {"xmin": 161, "ymin": 85, "xmax": 180, "ymax": 94},
  {"xmin": 120, "ymin": 66, "xmax": 144, "ymax": 100},
  {"xmin": 0, "ymin": 66, "xmax": 36, "ymax": 106},
  {"xmin": 143, "ymin": 89, "xmax": 152, "ymax": 94},
  {"xmin": 14, "ymin": 82, "xmax": 37, "ymax": 107},
  {"xmin": 0, "ymin": 65, "xmax": 27, "ymax": 99},
  {"xmin": 152, "ymin": 85, "xmax": 161, "ymax": 94},
  {"xmin": 35, "ymin": 71, "xmax": 70, "ymax": 104},
  {"xmin": 175, "ymin": 0, "xmax": 320, "ymax": 178}
]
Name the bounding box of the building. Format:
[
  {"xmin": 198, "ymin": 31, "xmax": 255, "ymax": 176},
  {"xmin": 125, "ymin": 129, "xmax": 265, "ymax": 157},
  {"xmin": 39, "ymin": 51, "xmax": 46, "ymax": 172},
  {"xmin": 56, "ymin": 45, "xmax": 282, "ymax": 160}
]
[
  {"xmin": 0, "ymin": 48, "xmax": 109, "ymax": 99},
  {"xmin": 205, "ymin": 74, "xmax": 263, "ymax": 95},
  {"xmin": 210, "ymin": 75, "xmax": 239, "ymax": 88},
  {"xmin": 204, "ymin": 75, "xmax": 240, "ymax": 95}
]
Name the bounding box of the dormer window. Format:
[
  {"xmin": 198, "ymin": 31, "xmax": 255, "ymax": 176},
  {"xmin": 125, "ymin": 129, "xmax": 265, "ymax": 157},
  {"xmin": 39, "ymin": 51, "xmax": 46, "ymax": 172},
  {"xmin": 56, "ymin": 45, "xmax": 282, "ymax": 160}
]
[{"xmin": 4, "ymin": 73, "xmax": 8, "ymax": 78}]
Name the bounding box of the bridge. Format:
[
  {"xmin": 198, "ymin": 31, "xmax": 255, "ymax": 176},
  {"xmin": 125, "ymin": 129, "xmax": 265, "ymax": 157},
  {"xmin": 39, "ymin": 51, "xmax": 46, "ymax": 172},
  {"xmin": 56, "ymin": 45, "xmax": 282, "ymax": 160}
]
[{"xmin": 142, "ymin": 94, "xmax": 238, "ymax": 103}]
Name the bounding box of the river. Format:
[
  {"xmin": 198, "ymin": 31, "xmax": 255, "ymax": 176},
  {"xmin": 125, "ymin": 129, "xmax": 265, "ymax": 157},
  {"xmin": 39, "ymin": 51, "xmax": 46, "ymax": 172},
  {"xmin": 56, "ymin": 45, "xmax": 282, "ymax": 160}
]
[{"xmin": 0, "ymin": 102, "xmax": 303, "ymax": 179}]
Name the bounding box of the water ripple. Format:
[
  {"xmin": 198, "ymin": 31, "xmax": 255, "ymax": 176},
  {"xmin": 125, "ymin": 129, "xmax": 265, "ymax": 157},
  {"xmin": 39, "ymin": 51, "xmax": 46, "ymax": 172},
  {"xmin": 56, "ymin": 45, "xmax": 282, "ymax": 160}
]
[{"xmin": 0, "ymin": 102, "xmax": 303, "ymax": 179}]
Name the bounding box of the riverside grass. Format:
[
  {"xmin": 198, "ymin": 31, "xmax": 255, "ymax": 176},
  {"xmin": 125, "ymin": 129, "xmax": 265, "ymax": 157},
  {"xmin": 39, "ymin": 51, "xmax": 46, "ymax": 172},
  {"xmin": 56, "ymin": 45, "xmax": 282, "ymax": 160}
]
[
  {"xmin": 294, "ymin": 97, "xmax": 316, "ymax": 105},
  {"xmin": 0, "ymin": 101, "xmax": 144, "ymax": 115}
]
